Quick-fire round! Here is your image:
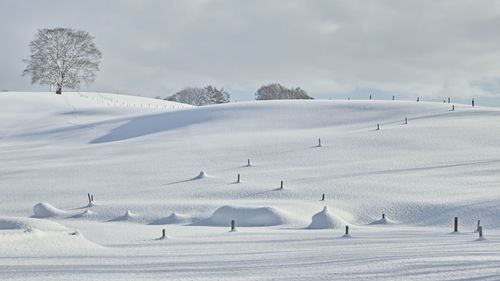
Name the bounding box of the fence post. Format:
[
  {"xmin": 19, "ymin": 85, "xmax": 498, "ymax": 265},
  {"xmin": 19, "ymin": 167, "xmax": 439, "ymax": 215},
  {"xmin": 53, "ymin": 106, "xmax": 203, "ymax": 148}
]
[
  {"xmin": 345, "ymin": 225, "xmax": 349, "ymax": 235},
  {"xmin": 478, "ymin": 226, "xmax": 483, "ymax": 238},
  {"xmin": 237, "ymin": 174, "xmax": 241, "ymax": 183},
  {"xmin": 321, "ymin": 194, "xmax": 325, "ymax": 201},
  {"xmin": 231, "ymin": 220, "xmax": 235, "ymax": 231},
  {"xmin": 162, "ymin": 228, "xmax": 166, "ymax": 238},
  {"xmin": 280, "ymin": 180, "xmax": 284, "ymax": 190},
  {"xmin": 454, "ymin": 217, "xmax": 458, "ymax": 232}
]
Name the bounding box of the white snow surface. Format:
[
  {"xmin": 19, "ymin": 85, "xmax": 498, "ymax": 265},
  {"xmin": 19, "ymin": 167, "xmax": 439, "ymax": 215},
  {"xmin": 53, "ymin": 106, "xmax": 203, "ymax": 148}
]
[{"xmin": 1, "ymin": 91, "xmax": 500, "ymax": 280}]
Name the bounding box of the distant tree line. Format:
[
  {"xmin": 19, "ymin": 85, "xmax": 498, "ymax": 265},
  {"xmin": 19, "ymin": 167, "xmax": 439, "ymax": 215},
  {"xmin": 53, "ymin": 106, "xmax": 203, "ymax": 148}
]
[
  {"xmin": 165, "ymin": 86, "xmax": 230, "ymax": 106},
  {"xmin": 165, "ymin": 83, "xmax": 312, "ymax": 106}
]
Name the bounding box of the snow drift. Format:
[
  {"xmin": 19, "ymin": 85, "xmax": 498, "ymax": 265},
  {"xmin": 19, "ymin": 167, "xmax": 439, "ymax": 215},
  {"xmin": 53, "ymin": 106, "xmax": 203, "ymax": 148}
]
[
  {"xmin": 107, "ymin": 210, "xmax": 142, "ymax": 223},
  {"xmin": 369, "ymin": 215, "xmax": 397, "ymax": 225},
  {"xmin": 0, "ymin": 216, "xmax": 103, "ymax": 256},
  {"xmin": 33, "ymin": 202, "xmax": 75, "ymax": 218},
  {"xmin": 192, "ymin": 171, "xmax": 209, "ymax": 180},
  {"xmin": 70, "ymin": 209, "xmax": 95, "ymax": 219},
  {"xmin": 194, "ymin": 205, "xmax": 291, "ymax": 227},
  {"xmin": 307, "ymin": 207, "xmax": 347, "ymax": 229},
  {"xmin": 0, "ymin": 216, "xmax": 69, "ymax": 231},
  {"xmin": 150, "ymin": 212, "xmax": 193, "ymax": 225}
]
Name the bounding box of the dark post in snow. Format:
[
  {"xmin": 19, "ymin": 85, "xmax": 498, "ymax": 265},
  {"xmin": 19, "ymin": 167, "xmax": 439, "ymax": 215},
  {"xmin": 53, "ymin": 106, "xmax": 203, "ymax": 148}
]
[
  {"xmin": 369, "ymin": 94, "xmax": 372, "ymax": 100},
  {"xmin": 321, "ymin": 194, "xmax": 325, "ymax": 201},
  {"xmin": 448, "ymin": 97, "xmax": 451, "ymax": 103},
  {"xmin": 417, "ymin": 97, "xmax": 420, "ymax": 102},
  {"xmin": 404, "ymin": 117, "xmax": 408, "ymax": 124},
  {"xmin": 247, "ymin": 159, "xmax": 251, "ymax": 166},
  {"xmin": 376, "ymin": 123, "xmax": 380, "ymax": 130},
  {"xmin": 345, "ymin": 225, "xmax": 349, "ymax": 236},
  {"xmin": 162, "ymin": 228, "xmax": 166, "ymax": 238},
  {"xmin": 237, "ymin": 174, "xmax": 241, "ymax": 183},
  {"xmin": 454, "ymin": 217, "xmax": 458, "ymax": 232},
  {"xmin": 318, "ymin": 138, "xmax": 322, "ymax": 147},
  {"xmin": 478, "ymin": 226, "xmax": 483, "ymax": 238},
  {"xmin": 280, "ymin": 180, "xmax": 284, "ymax": 190},
  {"xmin": 392, "ymin": 95, "xmax": 395, "ymax": 101},
  {"xmin": 472, "ymin": 98, "xmax": 475, "ymax": 107},
  {"xmin": 231, "ymin": 219, "xmax": 235, "ymax": 232},
  {"xmin": 477, "ymin": 220, "xmax": 481, "ymax": 232},
  {"xmin": 382, "ymin": 213, "xmax": 385, "ymax": 219},
  {"xmin": 452, "ymin": 105, "xmax": 455, "ymax": 111},
  {"xmin": 87, "ymin": 193, "xmax": 91, "ymax": 204}
]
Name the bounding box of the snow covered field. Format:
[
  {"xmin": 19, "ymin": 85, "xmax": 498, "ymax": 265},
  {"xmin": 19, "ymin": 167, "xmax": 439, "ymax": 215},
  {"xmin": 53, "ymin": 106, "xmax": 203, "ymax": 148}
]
[{"xmin": 1, "ymin": 91, "xmax": 500, "ymax": 280}]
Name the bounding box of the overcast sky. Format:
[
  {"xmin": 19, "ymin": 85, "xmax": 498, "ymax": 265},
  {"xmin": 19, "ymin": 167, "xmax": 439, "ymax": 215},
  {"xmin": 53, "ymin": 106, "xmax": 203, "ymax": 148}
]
[{"xmin": 1, "ymin": 0, "xmax": 500, "ymax": 105}]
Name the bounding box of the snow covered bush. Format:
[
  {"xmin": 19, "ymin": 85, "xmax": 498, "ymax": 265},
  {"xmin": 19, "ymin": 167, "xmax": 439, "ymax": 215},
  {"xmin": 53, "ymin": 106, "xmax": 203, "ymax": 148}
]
[
  {"xmin": 255, "ymin": 83, "xmax": 313, "ymax": 100},
  {"xmin": 205, "ymin": 85, "xmax": 230, "ymax": 104},
  {"xmin": 165, "ymin": 86, "xmax": 230, "ymax": 106}
]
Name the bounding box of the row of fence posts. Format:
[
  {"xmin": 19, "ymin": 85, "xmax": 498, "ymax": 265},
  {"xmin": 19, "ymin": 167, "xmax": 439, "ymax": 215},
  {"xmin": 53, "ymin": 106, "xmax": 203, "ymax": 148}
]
[
  {"xmin": 454, "ymin": 217, "xmax": 483, "ymax": 238},
  {"xmin": 161, "ymin": 216, "xmax": 485, "ymax": 239},
  {"xmin": 364, "ymin": 95, "xmax": 474, "ymax": 107}
]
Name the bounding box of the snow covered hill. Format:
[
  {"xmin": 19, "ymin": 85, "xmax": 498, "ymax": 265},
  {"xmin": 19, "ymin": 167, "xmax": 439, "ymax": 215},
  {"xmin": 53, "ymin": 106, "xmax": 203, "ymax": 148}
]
[
  {"xmin": 1, "ymin": 91, "xmax": 498, "ymax": 227},
  {"xmin": 1, "ymin": 91, "xmax": 500, "ymax": 280}
]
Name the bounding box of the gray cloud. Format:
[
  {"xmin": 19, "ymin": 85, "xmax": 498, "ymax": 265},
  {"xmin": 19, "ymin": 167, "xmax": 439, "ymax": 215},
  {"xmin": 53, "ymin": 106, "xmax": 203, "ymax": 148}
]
[{"xmin": 1, "ymin": 0, "xmax": 500, "ymax": 104}]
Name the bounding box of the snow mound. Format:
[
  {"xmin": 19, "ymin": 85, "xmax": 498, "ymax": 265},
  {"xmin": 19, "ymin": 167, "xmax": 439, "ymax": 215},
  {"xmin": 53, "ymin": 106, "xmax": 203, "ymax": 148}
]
[
  {"xmin": 108, "ymin": 210, "xmax": 141, "ymax": 222},
  {"xmin": 70, "ymin": 209, "xmax": 94, "ymax": 219},
  {"xmin": 307, "ymin": 206, "xmax": 347, "ymax": 229},
  {"xmin": 195, "ymin": 205, "xmax": 291, "ymax": 227},
  {"xmin": 369, "ymin": 215, "xmax": 397, "ymax": 225},
  {"xmin": 0, "ymin": 227, "xmax": 104, "ymax": 256},
  {"xmin": 33, "ymin": 202, "xmax": 75, "ymax": 218},
  {"xmin": 0, "ymin": 217, "xmax": 68, "ymax": 231},
  {"xmin": 150, "ymin": 212, "xmax": 193, "ymax": 225},
  {"xmin": 192, "ymin": 171, "xmax": 208, "ymax": 180}
]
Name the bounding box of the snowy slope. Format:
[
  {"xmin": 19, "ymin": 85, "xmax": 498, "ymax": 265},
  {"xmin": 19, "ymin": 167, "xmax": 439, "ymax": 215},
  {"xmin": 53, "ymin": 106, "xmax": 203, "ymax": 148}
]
[
  {"xmin": 1, "ymin": 91, "xmax": 500, "ymax": 280},
  {"xmin": 1, "ymin": 92, "xmax": 498, "ymax": 227}
]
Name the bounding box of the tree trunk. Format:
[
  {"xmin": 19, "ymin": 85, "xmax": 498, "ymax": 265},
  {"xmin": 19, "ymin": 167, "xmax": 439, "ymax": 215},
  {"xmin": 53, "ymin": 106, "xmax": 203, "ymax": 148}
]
[{"xmin": 56, "ymin": 84, "xmax": 62, "ymax": 95}]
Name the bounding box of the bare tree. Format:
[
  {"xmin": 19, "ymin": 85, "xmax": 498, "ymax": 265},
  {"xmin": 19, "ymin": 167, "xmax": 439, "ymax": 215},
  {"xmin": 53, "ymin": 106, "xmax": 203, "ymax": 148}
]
[
  {"xmin": 22, "ymin": 28, "xmax": 102, "ymax": 95},
  {"xmin": 255, "ymin": 83, "xmax": 313, "ymax": 100},
  {"xmin": 166, "ymin": 86, "xmax": 230, "ymax": 106}
]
